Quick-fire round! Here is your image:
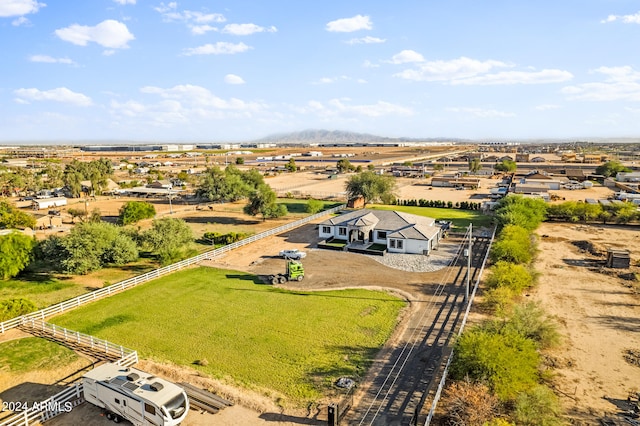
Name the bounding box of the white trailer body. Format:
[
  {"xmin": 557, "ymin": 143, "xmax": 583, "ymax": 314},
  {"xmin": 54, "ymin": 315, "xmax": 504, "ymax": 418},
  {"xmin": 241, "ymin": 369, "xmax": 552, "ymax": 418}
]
[
  {"xmin": 32, "ymin": 197, "xmax": 67, "ymax": 210},
  {"xmin": 82, "ymin": 363, "xmax": 189, "ymax": 426}
]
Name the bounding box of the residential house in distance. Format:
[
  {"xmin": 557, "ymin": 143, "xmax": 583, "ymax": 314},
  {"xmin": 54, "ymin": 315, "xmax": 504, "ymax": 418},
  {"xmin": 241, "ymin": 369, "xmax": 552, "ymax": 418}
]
[{"xmin": 318, "ymin": 209, "xmax": 443, "ymax": 255}]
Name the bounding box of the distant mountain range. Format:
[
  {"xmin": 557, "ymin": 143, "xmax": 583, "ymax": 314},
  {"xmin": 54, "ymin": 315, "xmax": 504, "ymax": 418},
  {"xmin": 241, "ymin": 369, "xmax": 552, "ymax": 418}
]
[{"xmin": 256, "ymin": 129, "xmax": 471, "ymax": 144}]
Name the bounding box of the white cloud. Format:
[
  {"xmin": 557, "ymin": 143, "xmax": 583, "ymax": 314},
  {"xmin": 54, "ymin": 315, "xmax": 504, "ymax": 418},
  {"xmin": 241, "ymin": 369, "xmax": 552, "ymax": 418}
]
[
  {"xmin": 113, "ymin": 0, "xmax": 135, "ymax": 4},
  {"xmin": 29, "ymin": 54, "xmax": 75, "ymax": 65},
  {"xmin": 304, "ymin": 98, "xmax": 413, "ymax": 118},
  {"xmin": 389, "ymin": 50, "xmax": 424, "ymax": 64},
  {"xmin": 601, "ymin": 11, "xmax": 640, "ymax": 24},
  {"xmin": 14, "ymin": 87, "xmax": 92, "ymax": 106},
  {"xmin": 155, "ymin": 2, "xmax": 225, "ymax": 24},
  {"xmin": 55, "ymin": 20, "xmax": 135, "ymax": 49},
  {"xmin": 534, "ymin": 104, "xmax": 561, "ymax": 111},
  {"xmin": 561, "ymin": 65, "xmax": 640, "ymax": 101},
  {"xmin": 362, "ymin": 60, "xmax": 379, "ymax": 68},
  {"xmin": 222, "ymin": 23, "xmax": 277, "ymax": 35},
  {"xmin": 446, "ymin": 107, "xmax": 515, "ymax": 118},
  {"xmin": 312, "ymin": 76, "xmax": 350, "ymax": 85},
  {"xmin": 190, "ymin": 24, "xmax": 217, "ymax": 35},
  {"xmin": 108, "ymin": 84, "xmax": 267, "ymax": 127},
  {"xmin": 182, "ymin": 42, "xmax": 251, "ymax": 56},
  {"xmin": 12, "ymin": 16, "xmax": 29, "ymax": 26},
  {"xmin": 346, "ymin": 36, "xmax": 385, "ymax": 45},
  {"xmin": 0, "ymin": 0, "xmax": 45, "ymax": 17},
  {"xmin": 326, "ymin": 15, "xmax": 372, "ymax": 32},
  {"xmin": 394, "ymin": 56, "xmax": 510, "ymax": 82},
  {"xmin": 451, "ymin": 69, "xmax": 573, "ymax": 85},
  {"xmin": 224, "ymin": 74, "xmax": 245, "ymax": 85}
]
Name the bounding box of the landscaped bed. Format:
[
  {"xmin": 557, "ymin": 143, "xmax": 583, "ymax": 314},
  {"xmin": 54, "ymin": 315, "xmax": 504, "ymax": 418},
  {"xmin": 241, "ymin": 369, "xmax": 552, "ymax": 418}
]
[{"xmin": 51, "ymin": 267, "xmax": 405, "ymax": 405}]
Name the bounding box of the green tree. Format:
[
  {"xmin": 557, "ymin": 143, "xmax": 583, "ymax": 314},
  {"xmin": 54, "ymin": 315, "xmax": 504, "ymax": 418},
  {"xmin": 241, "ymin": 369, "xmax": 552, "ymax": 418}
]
[
  {"xmin": 235, "ymin": 157, "xmax": 244, "ymax": 165},
  {"xmin": 345, "ymin": 171, "xmax": 396, "ymax": 205},
  {"xmin": 595, "ymin": 160, "xmax": 631, "ymax": 178},
  {"xmin": 88, "ymin": 208, "xmax": 102, "ymax": 223},
  {"xmin": 0, "ymin": 201, "xmax": 36, "ymax": 229},
  {"xmin": 67, "ymin": 207, "xmax": 87, "ymax": 223},
  {"xmin": 305, "ymin": 198, "xmax": 323, "ymax": 214},
  {"xmin": 469, "ymin": 158, "xmax": 482, "ymax": 173},
  {"xmin": 243, "ymin": 184, "xmax": 287, "ymax": 220},
  {"xmin": 197, "ymin": 166, "xmax": 252, "ymax": 202},
  {"xmin": 285, "ymin": 157, "xmax": 297, "ymax": 172},
  {"xmin": 142, "ymin": 218, "xmax": 194, "ymax": 264},
  {"xmin": 40, "ymin": 222, "xmax": 138, "ymax": 274},
  {"xmin": 496, "ymin": 302, "xmax": 560, "ymax": 349},
  {"xmin": 451, "ymin": 328, "xmax": 540, "ymax": 401},
  {"xmin": 118, "ymin": 201, "xmax": 156, "ymax": 225},
  {"xmin": 336, "ymin": 158, "xmax": 353, "ymax": 173},
  {"xmin": 0, "ymin": 232, "xmax": 35, "ymax": 279},
  {"xmin": 494, "ymin": 159, "xmax": 517, "ymax": 172}
]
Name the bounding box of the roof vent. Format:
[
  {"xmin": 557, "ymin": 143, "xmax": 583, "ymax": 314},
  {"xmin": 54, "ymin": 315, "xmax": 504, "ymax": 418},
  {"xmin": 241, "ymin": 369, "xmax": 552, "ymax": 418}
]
[
  {"xmin": 149, "ymin": 382, "xmax": 164, "ymax": 392},
  {"xmin": 126, "ymin": 373, "xmax": 140, "ymax": 382}
]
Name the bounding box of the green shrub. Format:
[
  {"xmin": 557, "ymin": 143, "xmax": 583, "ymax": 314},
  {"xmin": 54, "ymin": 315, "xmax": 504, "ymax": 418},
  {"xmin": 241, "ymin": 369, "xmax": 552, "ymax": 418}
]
[
  {"xmin": 494, "ymin": 195, "xmax": 547, "ymax": 231},
  {"xmin": 118, "ymin": 201, "xmax": 156, "ymax": 225},
  {"xmin": 490, "ymin": 225, "xmax": 534, "ymax": 264},
  {"xmin": 486, "ymin": 261, "xmax": 534, "ymax": 293},
  {"xmin": 498, "ymin": 302, "xmax": 560, "ymax": 349},
  {"xmin": 451, "ymin": 328, "xmax": 540, "ymax": 401},
  {"xmin": 513, "ymin": 385, "xmax": 562, "ymax": 425},
  {"xmin": 305, "ymin": 199, "xmax": 324, "ymax": 214},
  {"xmin": 483, "ymin": 286, "xmax": 518, "ymax": 316},
  {"xmin": 0, "ymin": 298, "xmax": 38, "ymax": 321}
]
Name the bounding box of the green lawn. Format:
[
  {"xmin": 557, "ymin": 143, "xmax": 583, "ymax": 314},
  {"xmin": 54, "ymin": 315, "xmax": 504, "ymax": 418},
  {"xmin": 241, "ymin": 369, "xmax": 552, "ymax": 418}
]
[
  {"xmin": 52, "ymin": 267, "xmax": 405, "ymax": 404},
  {"xmin": 369, "ymin": 204, "xmax": 493, "ymax": 229},
  {"xmin": 0, "ymin": 260, "xmax": 157, "ymax": 309},
  {"xmin": 0, "ymin": 337, "xmax": 80, "ymax": 373},
  {"xmin": 276, "ymin": 198, "xmax": 343, "ymax": 214}
]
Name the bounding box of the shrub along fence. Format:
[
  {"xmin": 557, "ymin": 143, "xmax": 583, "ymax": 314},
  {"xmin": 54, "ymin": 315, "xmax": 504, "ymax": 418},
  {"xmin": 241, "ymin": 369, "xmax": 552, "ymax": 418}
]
[{"xmin": 0, "ymin": 205, "xmax": 345, "ymax": 334}]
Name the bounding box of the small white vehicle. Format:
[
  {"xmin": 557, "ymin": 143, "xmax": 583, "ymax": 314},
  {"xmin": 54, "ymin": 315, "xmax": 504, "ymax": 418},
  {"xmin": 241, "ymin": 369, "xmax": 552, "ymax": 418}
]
[
  {"xmin": 83, "ymin": 363, "xmax": 189, "ymax": 425},
  {"xmin": 279, "ymin": 249, "xmax": 307, "ymax": 260}
]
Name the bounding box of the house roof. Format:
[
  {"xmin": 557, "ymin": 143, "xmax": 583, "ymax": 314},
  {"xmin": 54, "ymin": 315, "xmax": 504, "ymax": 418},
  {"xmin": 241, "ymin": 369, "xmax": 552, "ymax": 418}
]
[{"xmin": 321, "ymin": 209, "xmax": 438, "ymax": 240}]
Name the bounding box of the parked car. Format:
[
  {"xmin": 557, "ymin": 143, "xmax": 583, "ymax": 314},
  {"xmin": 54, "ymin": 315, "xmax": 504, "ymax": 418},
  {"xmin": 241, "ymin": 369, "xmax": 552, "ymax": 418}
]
[
  {"xmin": 48, "ymin": 209, "xmax": 61, "ymax": 216},
  {"xmin": 279, "ymin": 249, "xmax": 307, "ymax": 260}
]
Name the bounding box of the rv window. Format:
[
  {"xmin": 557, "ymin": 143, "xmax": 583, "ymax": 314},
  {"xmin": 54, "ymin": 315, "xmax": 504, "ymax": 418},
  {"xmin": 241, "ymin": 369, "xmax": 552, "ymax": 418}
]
[
  {"xmin": 123, "ymin": 400, "xmax": 126, "ymax": 407},
  {"xmin": 144, "ymin": 403, "xmax": 156, "ymax": 415},
  {"xmin": 115, "ymin": 398, "xmax": 120, "ymax": 404}
]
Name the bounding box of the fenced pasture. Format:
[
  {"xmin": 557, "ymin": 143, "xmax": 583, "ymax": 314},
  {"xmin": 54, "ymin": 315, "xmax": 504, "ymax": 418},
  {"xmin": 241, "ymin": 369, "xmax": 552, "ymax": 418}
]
[{"xmin": 51, "ymin": 267, "xmax": 406, "ymax": 404}]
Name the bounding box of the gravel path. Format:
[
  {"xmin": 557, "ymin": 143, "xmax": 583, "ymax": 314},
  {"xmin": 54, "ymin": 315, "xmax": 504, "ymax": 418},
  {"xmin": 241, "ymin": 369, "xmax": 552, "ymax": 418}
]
[{"xmin": 366, "ymin": 243, "xmax": 461, "ymax": 272}]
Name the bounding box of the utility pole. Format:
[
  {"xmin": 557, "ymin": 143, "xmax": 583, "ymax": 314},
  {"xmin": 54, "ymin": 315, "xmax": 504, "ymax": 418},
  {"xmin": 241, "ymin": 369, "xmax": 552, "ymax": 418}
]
[
  {"xmin": 168, "ymin": 187, "xmax": 173, "ymax": 214},
  {"xmin": 466, "ymin": 223, "xmax": 472, "ymax": 302}
]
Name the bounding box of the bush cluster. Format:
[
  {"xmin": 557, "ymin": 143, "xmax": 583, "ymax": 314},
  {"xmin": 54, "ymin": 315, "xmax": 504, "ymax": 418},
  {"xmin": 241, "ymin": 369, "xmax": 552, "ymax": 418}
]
[
  {"xmin": 444, "ymin": 195, "xmax": 562, "ymax": 425},
  {"xmin": 547, "ymin": 200, "xmax": 640, "ymax": 224},
  {"xmin": 202, "ymin": 231, "xmax": 251, "ymax": 246}
]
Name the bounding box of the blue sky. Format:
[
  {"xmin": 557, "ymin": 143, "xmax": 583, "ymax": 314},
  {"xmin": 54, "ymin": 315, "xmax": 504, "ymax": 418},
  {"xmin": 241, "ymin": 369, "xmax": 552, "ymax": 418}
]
[{"xmin": 1, "ymin": 0, "xmax": 640, "ymax": 142}]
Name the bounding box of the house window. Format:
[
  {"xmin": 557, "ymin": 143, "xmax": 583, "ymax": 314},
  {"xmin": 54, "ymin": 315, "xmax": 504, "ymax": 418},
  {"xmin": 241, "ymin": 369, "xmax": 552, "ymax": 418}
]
[
  {"xmin": 322, "ymin": 226, "xmax": 331, "ymax": 234},
  {"xmin": 397, "ymin": 240, "xmax": 403, "ymax": 249},
  {"xmin": 389, "ymin": 240, "xmax": 396, "ymax": 248},
  {"xmin": 338, "ymin": 227, "xmax": 347, "ymax": 236},
  {"xmin": 145, "ymin": 403, "xmax": 156, "ymax": 415},
  {"xmin": 377, "ymin": 231, "xmax": 387, "ymax": 240}
]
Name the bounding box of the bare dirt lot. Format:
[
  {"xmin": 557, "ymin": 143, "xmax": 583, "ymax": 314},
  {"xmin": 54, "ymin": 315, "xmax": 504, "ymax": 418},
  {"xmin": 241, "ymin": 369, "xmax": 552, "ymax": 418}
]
[{"xmin": 529, "ymin": 222, "xmax": 640, "ymax": 422}]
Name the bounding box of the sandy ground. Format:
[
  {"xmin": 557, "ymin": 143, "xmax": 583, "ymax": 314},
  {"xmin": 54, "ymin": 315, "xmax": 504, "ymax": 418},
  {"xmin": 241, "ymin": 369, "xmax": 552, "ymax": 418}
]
[{"xmin": 529, "ymin": 222, "xmax": 640, "ymax": 422}]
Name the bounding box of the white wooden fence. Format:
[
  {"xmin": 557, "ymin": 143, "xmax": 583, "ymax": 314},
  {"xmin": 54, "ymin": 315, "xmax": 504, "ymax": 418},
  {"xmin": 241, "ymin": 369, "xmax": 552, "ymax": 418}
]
[
  {"xmin": 0, "ymin": 320, "xmax": 137, "ymax": 426},
  {"xmin": 0, "ymin": 204, "xmax": 345, "ymax": 334}
]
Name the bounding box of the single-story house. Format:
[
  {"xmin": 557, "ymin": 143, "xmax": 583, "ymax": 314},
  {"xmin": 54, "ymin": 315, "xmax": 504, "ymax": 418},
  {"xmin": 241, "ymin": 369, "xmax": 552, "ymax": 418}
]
[{"xmin": 318, "ymin": 209, "xmax": 443, "ymax": 255}]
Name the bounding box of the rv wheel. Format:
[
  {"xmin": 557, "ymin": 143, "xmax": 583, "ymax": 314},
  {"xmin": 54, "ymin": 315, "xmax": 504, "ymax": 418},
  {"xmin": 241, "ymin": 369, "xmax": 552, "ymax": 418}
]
[
  {"xmin": 105, "ymin": 412, "xmax": 113, "ymax": 420},
  {"xmin": 113, "ymin": 414, "xmax": 121, "ymax": 423}
]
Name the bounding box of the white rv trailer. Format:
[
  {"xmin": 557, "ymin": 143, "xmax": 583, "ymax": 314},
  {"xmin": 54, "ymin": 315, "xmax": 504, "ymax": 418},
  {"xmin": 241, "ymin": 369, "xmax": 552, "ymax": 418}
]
[{"xmin": 82, "ymin": 363, "xmax": 189, "ymax": 425}]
